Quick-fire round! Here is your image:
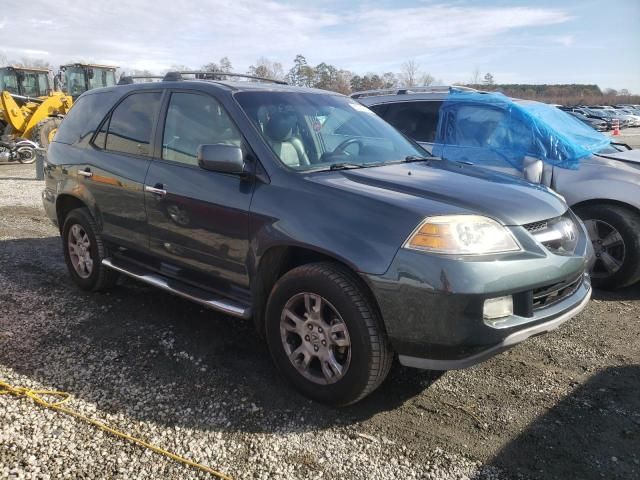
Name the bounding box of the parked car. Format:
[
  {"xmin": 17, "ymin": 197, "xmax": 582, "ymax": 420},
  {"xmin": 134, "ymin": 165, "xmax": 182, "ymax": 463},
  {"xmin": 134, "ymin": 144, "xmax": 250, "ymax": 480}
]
[
  {"xmin": 572, "ymin": 108, "xmax": 615, "ymax": 130},
  {"xmin": 586, "ymin": 107, "xmax": 633, "ymax": 128},
  {"xmin": 565, "ymin": 110, "xmax": 608, "ymax": 132},
  {"xmin": 356, "ymin": 86, "xmax": 640, "ymax": 289},
  {"xmin": 612, "ymin": 107, "xmax": 640, "ymax": 127},
  {"xmin": 43, "ymin": 76, "xmax": 592, "ymax": 405}
]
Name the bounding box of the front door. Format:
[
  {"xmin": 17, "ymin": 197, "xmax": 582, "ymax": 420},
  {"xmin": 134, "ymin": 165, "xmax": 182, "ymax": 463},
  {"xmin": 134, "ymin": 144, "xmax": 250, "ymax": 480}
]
[{"xmin": 144, "ymin": 91, "xmax": 254, "ymax": 296}]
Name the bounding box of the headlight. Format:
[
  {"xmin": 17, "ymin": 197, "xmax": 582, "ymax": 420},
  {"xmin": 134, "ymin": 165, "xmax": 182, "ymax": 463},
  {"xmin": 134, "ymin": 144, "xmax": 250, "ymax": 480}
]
[{"xmin": 404, "ymin": 215, "xmax": 521, "ymax": 255}]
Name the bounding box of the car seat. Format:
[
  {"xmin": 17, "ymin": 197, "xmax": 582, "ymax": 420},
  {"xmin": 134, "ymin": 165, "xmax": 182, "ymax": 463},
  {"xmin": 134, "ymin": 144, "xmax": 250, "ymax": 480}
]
[{"xmin": 264, "ymin": 112, "xmax": 310, "ymax": 167}]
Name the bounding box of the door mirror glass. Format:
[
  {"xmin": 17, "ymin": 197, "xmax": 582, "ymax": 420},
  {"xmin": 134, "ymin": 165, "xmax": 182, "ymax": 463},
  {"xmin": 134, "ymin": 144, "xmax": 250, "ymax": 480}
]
[
  {"xmin": 197, "ymin": 144, "xmax": 245, "ymax": 175},
  {"xmin": 522, "ymin": 156, "xmax": 543, "ymax": 184}
]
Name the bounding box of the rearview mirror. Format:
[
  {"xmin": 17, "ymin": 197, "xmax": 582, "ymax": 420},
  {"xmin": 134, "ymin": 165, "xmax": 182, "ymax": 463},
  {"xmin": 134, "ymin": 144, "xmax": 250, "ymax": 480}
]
[{"xmin": 197, "ymin": 144, "xmax": 246, "ymax": 175}]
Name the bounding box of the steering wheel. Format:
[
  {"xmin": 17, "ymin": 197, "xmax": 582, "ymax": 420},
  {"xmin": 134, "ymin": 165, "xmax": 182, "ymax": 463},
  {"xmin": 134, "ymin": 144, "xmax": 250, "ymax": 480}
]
[{"xmin": 333, "ymin": 138, "xmax": 364, "ymax": 156}]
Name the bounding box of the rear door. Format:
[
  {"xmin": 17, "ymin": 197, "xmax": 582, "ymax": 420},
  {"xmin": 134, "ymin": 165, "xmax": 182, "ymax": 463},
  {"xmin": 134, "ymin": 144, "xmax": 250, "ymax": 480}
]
[
  {"xmin": 143, "ymin": 90, "xmax": 254, "ymax": 296},
  {"xmin": 87, "ymin": 90, "xmax": 163, "ymax": 250}
]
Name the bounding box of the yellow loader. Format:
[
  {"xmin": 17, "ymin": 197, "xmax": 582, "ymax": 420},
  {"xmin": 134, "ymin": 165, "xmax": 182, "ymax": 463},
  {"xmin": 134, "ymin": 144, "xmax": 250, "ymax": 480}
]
[
  {"xmin": 1, "ymin": 63, "xmax": 117, "ymax": 148},
  {"xmin": 0, "ymin": 65, "xmax": 72, "ymax": 147}
]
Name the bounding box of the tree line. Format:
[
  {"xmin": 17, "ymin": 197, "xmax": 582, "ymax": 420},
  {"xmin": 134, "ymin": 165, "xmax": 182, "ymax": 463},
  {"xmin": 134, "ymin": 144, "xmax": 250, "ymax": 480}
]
[{"xmin": 2, "ymin": 50, "xmax": 637, "ymax": 105}]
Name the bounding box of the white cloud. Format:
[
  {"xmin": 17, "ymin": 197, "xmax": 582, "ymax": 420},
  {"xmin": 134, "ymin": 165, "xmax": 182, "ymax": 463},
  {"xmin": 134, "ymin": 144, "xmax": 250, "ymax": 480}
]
[
  {"xmin": 0, "ymin": 0, "xmax": 572, "ymax": 74},
  {"xmin": 550, "ymin": 34, "xmax": 575, "ymax": 47}
]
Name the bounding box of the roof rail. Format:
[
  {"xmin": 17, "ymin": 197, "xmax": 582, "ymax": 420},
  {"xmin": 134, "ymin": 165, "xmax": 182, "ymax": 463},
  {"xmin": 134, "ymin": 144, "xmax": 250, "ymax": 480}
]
[
  {"xmin": 162, "ymin": 71, "xmax": 288, "ymax": 85},
  {"xmin": 351, "ymin": 85, "xmax": 478, "ymax": 99},
  {"xmin": 117, "ymin": 75, "xmax": 164, "ymax": 85}
]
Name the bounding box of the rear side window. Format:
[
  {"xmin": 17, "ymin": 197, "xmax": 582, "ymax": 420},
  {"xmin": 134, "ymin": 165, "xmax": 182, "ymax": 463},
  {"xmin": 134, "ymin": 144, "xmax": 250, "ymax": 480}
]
[
  {"xmin": 449, "ymin": 105, "xmax": 533, "ymax": 152},
  {"xmin": 54, "ymin": 91, "xmax": 118, "ymax": 146},
  {"xmin": 381, "ymin": 101, "xmax": 442, "ymax": 143},
  {"xmin": 103, "ymin": 92, "xmax": 162, "ymax": 157}
]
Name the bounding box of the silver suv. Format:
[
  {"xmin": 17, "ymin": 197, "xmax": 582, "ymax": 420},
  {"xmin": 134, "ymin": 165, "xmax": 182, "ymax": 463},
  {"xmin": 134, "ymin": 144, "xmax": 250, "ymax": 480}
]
[{"xmin": 356, "ymin": 87, "xmax": 640, "ymax": 290}]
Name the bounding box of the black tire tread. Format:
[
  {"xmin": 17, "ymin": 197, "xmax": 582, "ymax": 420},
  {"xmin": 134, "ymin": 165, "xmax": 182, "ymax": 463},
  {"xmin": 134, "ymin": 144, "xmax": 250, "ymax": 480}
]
[
  {"xmin": 576, "ymin": 203, "xmax": 640, "ymax": 290},
  {"xmin": 270, "ymin": 262, "xmax": 393, "ymax": 405},
  {"xmin": 62, "ymin": 207, "xmax": 119, "ymax": 292},
  {"xmin": 31, "ymin": 117, "xmax": 62, "ymax": 149}
]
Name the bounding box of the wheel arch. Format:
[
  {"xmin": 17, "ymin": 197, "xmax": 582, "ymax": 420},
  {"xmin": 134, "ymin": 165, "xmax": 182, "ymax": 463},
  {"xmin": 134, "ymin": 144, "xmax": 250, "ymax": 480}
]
[
  {"xmin": 571, "ymin": 198, "xmax": 640, "ymax": 218},
  {"xmin": 55, "ymin": 193, "xmax": 101, "ymax": 233},
  {"xmin": 251, "ymin": 245, "xmax": 382, "ymax": 337}
]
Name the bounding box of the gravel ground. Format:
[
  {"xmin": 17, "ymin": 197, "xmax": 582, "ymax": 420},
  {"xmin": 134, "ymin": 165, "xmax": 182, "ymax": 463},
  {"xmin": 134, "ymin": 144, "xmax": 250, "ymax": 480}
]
[{"xmin": 1, "ymin": 162, "xmax": 639, "ymax": 480}]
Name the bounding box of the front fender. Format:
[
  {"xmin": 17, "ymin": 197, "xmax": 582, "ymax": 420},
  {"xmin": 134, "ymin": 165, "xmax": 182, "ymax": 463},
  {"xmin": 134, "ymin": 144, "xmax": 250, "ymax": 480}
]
[{"xmin": 556, "ymin": 160, "xmax": 640, "ymax": 212}]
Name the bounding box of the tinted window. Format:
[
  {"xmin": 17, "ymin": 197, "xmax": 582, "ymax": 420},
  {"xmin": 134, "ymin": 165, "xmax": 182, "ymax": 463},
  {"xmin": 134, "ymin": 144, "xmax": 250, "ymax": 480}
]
[
  {"xmin": 382, "ymin": 101, "xmax": 442, "ymax": 142},
  {"xmin": 105, "ymin": 92, "xmax": 162, "ymax": 156},
  {"xmin": 162, "ymin": 93, "xmax": 242, "ymax": 166},
  {"xmin": 55, "ymin": 91, "xmax": 118, "ymax": 145}
]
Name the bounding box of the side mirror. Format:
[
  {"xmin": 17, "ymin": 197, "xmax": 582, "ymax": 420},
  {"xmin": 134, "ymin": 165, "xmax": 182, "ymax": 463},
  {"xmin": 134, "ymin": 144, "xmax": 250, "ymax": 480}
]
[
  {"xmin": 197, "ymin": 144, "xmax": 246, "ymax": 175},
  {"xmin": 522, "ymin": 156, "xmax": 543, "ymax": 184}
]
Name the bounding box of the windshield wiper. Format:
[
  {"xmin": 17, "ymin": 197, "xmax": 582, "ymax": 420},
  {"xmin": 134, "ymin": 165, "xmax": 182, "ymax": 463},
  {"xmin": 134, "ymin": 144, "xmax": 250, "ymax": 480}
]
[
  {"xmin": 328, "ymin": 162, "xmax": 366, "ymax": 171},
  {"xmin": 403, "ymin": 155, "xmax": 431, "ymax": 163}
]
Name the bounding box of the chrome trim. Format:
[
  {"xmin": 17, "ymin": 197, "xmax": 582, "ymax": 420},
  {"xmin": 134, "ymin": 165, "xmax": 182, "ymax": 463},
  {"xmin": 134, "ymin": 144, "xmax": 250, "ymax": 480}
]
[
  {"xmin": 77, "ymin": 170, "xmax": 93, "ymax": 178},
  {"xmin": 102, "ymin": 258, "xmax": 250, "ymax": 318},
  {"xmin": 144, "ymin": 185, "xmax": 167, "ymax": 196},
  {"xmin": 399, "ymin": 281, "xmax": 591, "ymax": 371}
]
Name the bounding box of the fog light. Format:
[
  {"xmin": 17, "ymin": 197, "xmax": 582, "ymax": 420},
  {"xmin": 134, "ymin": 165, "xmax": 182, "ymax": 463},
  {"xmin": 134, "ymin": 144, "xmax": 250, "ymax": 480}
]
[{"xmin": 483, "ymin": 295, "xmax": 513, "ymax": 320}]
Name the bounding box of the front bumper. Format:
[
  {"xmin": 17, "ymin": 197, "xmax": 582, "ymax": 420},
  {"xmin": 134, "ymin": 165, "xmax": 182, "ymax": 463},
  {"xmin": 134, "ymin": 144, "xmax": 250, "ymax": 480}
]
[
  {"xmin": 399, "ymin": 275, "xmax": 590, "ymax": 370},
  {"xmin": 364, "ymin": 217, "xmax": 593, "ymax": 370}
]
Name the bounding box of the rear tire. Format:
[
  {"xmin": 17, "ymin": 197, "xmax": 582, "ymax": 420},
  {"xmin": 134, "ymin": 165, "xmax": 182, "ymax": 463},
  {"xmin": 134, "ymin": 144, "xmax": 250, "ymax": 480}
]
[
  {"xmin": 62, "ymin": 208, "xmax": 119, "ymax": 292},
  {"xmin": 575, "ymin": 204, "xmax": 640, "ymax": 290},
  {"xmin": 265, "ymin": 262, "xmax": 393, "ymax": 406},
  {"xmin": 31, "ymin": 117, "xmax": 62, "ymax": 149}
]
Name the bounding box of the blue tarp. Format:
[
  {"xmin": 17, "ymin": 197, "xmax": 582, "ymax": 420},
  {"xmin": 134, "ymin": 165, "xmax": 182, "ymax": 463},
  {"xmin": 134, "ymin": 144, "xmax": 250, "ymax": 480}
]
[{"xmin": 432, "ymin": 90, "xmax": 611, "ymax": 170}]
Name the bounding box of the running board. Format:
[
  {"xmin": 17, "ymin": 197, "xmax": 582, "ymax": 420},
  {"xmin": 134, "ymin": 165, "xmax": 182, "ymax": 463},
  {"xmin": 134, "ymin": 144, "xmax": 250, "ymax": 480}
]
[{"xmin": 102, "ymin": 258, "xmax": 251, "ymax": 319}]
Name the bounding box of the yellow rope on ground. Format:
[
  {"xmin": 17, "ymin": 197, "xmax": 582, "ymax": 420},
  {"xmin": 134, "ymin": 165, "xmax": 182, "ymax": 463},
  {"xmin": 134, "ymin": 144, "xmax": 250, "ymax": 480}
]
[{"xmin": 0, "ymin": 380, "xmax": 232, "ymax": 480}]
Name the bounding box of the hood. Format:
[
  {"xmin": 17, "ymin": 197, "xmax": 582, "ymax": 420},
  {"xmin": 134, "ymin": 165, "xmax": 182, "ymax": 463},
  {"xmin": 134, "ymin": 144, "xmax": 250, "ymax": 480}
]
[
  {"xmin": 595, "ymin": 148, "xmax": 640, "ymax": 165},
  {"xmin": 309, "ymin": 160, "xmax": 567, "ymax": 226}
]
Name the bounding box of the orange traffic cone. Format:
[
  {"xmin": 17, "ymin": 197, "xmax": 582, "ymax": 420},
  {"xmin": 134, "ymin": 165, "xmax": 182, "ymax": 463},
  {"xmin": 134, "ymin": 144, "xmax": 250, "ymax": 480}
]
[{"xmin": 612, "ymin": 120, "xmax": 620, "ymax": 136}]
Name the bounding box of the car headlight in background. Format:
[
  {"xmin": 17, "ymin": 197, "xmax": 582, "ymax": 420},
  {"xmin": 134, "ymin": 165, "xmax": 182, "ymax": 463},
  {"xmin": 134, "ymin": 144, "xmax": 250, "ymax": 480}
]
[{"xmin": 404, "ymin": 215, "xmax": 521, "ymax": 255}]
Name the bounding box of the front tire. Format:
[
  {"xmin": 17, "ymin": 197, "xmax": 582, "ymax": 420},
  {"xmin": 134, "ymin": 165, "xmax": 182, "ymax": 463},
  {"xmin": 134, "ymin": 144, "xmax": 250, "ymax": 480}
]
[
  {"xmin": 62, "ymin": 208, "xmax": 119, "ymax": 291},
  {"xmin": 575, "ymin": 204, "xmax": 640, "ymax": 290},
  {"xmin": 265, "ymin": 262, "xmax": 393, "ymax": 406}
]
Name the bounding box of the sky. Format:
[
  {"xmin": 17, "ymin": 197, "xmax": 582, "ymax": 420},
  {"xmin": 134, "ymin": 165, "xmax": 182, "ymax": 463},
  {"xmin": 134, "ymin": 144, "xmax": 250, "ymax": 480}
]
[{"xmin": 1, "ymin": 0, "xmax": 639, "ymax": 92}]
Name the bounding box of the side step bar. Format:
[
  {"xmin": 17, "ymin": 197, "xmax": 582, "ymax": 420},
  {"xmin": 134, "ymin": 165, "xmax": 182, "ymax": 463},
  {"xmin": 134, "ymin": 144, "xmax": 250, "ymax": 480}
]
[{"xmin": 102, "ymin": 258, "xmax": 251, "ymax": 319}]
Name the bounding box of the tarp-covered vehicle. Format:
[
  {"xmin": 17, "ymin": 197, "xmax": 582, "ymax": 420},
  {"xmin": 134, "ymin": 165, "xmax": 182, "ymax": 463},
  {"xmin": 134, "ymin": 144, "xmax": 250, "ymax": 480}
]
[{"xmin": 358, "ymin": 89, "xmax": 640, "ymax": 289}]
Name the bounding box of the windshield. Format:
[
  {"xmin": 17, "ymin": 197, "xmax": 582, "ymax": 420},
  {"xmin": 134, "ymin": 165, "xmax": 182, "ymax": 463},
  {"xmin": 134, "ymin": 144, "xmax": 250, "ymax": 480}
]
[
  {"xmin": 89, "ymin": 69, "xmax": 116, "ymax": 89},
  {"xmin": 0, "ymin": 69, "xmax": 19, "ymax": 94},
  {"xmin": 234, "ymin": 91, "xmax": 426, "ymax": 171}
]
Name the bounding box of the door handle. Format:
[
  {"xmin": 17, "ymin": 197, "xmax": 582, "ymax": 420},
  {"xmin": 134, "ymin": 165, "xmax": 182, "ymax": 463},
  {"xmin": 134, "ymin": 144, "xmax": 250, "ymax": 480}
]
[
  {"xmin": 78, "ymin": 168, "xmax": 93, "ymax": 178},
  {"xmin": 145, "ymin": 184, "xmax": 167, "ymax": 197}
]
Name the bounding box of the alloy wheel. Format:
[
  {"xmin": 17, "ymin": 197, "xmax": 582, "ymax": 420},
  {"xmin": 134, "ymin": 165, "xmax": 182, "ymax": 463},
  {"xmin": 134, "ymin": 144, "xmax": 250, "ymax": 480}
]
[
  {"xmin": 67, "ymin": 224, "xmax": 93, "ymax": 279},
  {"xmin": 584, "ymin": 219, "xmax": 625, "ymax": 278},
  {"xmin": 280, "ymin": 292, "xmax": 351, "ymax": 385}
]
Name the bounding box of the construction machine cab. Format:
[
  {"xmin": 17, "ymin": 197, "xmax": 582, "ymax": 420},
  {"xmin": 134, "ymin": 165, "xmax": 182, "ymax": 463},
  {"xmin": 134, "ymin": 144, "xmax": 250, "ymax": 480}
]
[
  {"xmin": 57, "ymin": 63, "xmax": 117, "ymax": 98},
  {"xmin": 0, "ymin": 66, "xmax": 51, "ymax": 98}
]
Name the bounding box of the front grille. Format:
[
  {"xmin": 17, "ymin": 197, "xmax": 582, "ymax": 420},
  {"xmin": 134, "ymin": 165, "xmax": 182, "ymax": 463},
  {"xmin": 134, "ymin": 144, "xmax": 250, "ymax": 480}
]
[
  {"xmin": 532, "ymin": 275, "xmax": 583, "ymax": 310},
  {"xmin": 524, "ymin": 219, "xmax": 551, "ymax": 234},
  {"xmin": 524, "ymin": 214, "xmax": 579, "ymax": 256}
]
